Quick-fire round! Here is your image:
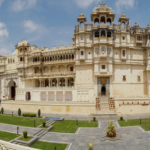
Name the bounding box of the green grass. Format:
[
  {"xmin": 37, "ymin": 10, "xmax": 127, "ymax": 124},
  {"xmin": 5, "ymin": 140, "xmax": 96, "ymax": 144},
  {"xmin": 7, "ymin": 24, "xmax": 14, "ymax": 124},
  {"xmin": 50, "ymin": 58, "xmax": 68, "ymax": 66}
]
[
  {"xmin": 0, "ymin": 114, "xmax": 48, "ymax": 127},
  {"xmin": 0, "ymin": 131, "xmax": 20, "ymax": 141},
  {"xmin": 18, "ymin": 136, "xmax": 33, "ymax": 142},
  {"xmin": 30, "ymin": 141, "xmax": 67, "ymax": 150},
  {"xmin": 50, "ymin": 120, "xmax": 98, "ymax": 133},
  {"xmin": 118, "ymin": 118, "xmax": 150, "ymax": 131}
]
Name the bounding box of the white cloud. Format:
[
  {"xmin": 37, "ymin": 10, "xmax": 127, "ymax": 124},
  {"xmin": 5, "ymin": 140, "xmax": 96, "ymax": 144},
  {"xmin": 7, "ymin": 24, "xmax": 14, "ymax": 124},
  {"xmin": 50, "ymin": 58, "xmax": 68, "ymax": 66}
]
[
  {"xmin": 0, "ymin": 48, "xmax": 12, "ymax": 56},
  {"xmin": 11, "ymin": 0, "xmax": 37, "ymax": 12},
  {"xmin": 23, "ymin": 20, "xmax": 47, "ymax": 34},
  {"xmin": 0, "ymin": 0, "xmax": 4, "ymax": 7},
  {"xmin": 0, "ymin": 22, "xmax": 9, "ymax": 37},
  {"xmin": 115, "ymin": 0, "xmax": 136, "ymax": 13},
  {"xmin": 74, "ymin": 0, "xmax": 100, "ymax": 8}
]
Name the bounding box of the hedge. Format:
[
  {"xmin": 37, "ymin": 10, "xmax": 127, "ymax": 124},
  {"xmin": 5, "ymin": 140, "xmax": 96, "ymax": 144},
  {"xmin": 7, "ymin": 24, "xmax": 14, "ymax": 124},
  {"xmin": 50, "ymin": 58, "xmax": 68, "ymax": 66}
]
[{"xmin": 22, "ymin": 113, "xmax": 36, "ymax": 117}]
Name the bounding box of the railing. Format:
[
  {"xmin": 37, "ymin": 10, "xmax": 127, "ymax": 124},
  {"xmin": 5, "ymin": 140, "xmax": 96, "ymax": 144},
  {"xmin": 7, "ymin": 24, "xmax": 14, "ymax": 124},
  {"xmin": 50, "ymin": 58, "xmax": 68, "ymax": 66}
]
[
  {"xmin": 26, "ymin": 71, "xmax": 75, "ymax": 78},
  {"xmin": 43, "ymin": 59, "xmax": 75, "ymax": 65}
]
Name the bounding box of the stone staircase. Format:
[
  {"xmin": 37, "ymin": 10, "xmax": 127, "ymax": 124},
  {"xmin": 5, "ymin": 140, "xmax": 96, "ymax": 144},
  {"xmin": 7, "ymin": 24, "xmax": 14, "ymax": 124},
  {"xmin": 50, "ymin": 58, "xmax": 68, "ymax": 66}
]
[
  {"xmin": 95, "ymin": 96, "xmax": 117, "ymax": 115},
  {"xmin": 10, "ymin": 141, "xmax": 28, "ymax": 146}
]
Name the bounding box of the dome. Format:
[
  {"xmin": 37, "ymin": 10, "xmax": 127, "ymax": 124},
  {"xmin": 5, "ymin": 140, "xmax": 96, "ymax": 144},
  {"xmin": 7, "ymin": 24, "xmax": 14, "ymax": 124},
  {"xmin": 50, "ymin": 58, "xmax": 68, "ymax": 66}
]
[
  {"xmin": 93, "ymin": 3, "xmax": 112, "ymax": 13},
  {"xmin": 18, "ymin": 40, "xmax": 30, "ymax": 47}
]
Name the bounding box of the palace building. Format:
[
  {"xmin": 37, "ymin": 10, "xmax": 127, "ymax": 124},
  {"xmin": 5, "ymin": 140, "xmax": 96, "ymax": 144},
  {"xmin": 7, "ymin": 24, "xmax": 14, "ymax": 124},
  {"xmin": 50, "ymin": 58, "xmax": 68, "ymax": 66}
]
[{"xmin": 1, "ymin": 3, "xmax": 150, "ymax": 115}]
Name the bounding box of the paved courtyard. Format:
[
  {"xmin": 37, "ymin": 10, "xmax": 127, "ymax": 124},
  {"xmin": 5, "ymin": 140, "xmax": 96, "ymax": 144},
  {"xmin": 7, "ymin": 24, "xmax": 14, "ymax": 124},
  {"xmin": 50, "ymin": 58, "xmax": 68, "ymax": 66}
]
[
  {"xmin": 40, "ymin": 120, "xmax": 150, "ymax": 150},
  {"xmin": 2, "ymin": 111, "xmax": 150, "ymax": 149}
]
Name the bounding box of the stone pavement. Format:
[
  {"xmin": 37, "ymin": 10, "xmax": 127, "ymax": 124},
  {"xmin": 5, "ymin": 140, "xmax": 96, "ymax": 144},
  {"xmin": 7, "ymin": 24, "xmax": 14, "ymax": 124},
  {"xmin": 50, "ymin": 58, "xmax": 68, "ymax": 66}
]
[
  {"xmin": 39, "ymin": 120, "xmax": 150, "ymax": 150},
  {"xmin": 0, "ymin": 123, "xmax": 41, "ymax": 136}
]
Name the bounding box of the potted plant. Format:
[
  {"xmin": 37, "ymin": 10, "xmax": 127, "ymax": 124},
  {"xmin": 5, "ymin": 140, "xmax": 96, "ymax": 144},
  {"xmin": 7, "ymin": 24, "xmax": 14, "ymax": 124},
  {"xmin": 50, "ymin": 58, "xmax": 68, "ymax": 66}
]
[
  {"xmin": 119, "ymin": 104, "xmax": 121, "ymax": 106},
  {"xmin": 137, "ymin": 101, "xmax": 139, "ymax": 104},
  {"xmin": 144, "ymin": 102, "xmax": 145, "ymax": 104},
  {"xmin": 123, "ymin": 101, "xmax": 124, "ymax": 104},
  {"xmin": 132, "ymin": 101, "xmax": 133, "ymax": 104}
]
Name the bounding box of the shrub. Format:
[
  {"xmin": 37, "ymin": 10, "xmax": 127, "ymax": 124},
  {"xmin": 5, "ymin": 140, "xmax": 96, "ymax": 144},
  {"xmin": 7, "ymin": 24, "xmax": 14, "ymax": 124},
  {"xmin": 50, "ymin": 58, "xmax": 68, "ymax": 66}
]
[
  {"xmin": 1, "ymin": 107, "xmax": 4, "ymax": 114},
  {"xmin": 106, "ymin": 121, "xmax": 116, "ymax": 137},
  {"xmin": 22, "ymin": 113, "xmax": 36, "ymax": 117},
  {"xmin": 93, "ymin": 117, "xmax": 96, "ymax": 122},
  {"xmin": 120, "ymin": 116, "xmax": 123, "ymax": 121},
  {"xmin": 43, "ymin": 122, "xmax": 46, "ymax": 127},
  {"xmin": 18, "ymin": 108, "xmax": 21, "ymax": 116},
  {"xmin": 23, "ymin": 131, "xmax": 27, "ymax": 138},
  {"xmin": 38, "ymin": 109, "xmax": 41, "ymax": 117}
]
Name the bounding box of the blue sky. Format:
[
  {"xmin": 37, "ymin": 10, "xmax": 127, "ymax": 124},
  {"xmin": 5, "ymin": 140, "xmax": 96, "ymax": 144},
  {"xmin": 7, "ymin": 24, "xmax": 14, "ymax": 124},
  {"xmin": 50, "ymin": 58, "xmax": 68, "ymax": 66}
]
[{"xmin": 0, "ymin": 0, "xmax": 149, "ymax": 56}]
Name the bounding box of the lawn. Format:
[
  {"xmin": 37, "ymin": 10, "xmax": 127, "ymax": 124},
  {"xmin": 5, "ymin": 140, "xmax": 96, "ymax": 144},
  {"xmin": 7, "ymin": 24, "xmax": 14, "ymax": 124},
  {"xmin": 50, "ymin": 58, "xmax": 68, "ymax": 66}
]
[
  {"xmin": 118, "ymin": 118, "xmax": 150, "ymax": 131},
  {"xmin": 0, "ymin": 114, "xmax": 48, "ymax": 127},
  {"xmin": 50, "ymin": 120, "xmax": 98, "ymax": 133},
  {"xmin": 18, "ymin": 136, "xmax": 33, "ymax": 142},
  {"xmin": 30, "ymin": 141, "xmax": 67, "ymax": 150},
  {"xmin": 0, "ymin": 131, "xmax": 20, "ymax": 141}
]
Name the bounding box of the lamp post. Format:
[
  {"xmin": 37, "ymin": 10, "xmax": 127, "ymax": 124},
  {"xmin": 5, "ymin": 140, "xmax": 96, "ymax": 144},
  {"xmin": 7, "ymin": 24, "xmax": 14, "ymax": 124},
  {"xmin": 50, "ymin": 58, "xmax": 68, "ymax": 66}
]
[
  {"xmin": 88, "ymin": 142, "xmax": 94, "ymax": 150},
  {"xmin": 17, "ymin": 126, "xmax": 19, "ymax": 135}
]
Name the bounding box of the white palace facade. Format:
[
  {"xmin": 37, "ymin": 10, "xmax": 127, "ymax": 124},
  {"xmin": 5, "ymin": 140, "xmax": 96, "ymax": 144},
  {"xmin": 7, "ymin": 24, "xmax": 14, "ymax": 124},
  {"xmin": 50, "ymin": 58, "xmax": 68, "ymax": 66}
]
[{"xmin": 1, "ymin": 3, "xmax": 150, "ymax": 115}]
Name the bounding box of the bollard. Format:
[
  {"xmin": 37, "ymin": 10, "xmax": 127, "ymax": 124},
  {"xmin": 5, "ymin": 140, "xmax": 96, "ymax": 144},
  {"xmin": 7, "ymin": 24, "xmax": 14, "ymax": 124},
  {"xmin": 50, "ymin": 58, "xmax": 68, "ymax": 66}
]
[
  {"xmin": 17, "ymin": 126, "xmax": 19, "ymax": 135},
  {"xmin": 34, "ymin": 120, "xmax": 35, "ymax": 127},
  {"xmin": 54, "ymin": 147, "xmax": 56, "ymax": 150}
]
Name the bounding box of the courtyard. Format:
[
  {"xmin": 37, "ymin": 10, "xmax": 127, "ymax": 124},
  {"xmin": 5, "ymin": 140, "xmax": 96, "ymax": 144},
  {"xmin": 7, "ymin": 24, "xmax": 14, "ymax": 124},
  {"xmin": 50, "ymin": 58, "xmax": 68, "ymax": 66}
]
[{"xmin": 0, "ymin": 111, "xmax": 150, "ymax": 149}]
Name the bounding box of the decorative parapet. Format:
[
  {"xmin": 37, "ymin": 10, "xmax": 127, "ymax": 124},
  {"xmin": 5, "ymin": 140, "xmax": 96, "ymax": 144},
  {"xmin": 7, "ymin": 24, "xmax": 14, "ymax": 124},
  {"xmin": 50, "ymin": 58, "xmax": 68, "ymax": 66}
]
[{"xmin": 0, "ymin": 140, "xmax": 40, "ymax": 150}]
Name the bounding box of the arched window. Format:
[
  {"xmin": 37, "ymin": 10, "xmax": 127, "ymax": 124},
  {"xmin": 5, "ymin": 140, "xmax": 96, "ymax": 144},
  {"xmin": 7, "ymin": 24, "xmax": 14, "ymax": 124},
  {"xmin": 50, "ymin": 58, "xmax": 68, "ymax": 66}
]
[
  {"xmin": 35, "ymin": 57, "xmax": 37, "ymax": 62},
  {"xmin": 101, "ymin": 30, "xmax": 105, "ymax": 36},
  {"xmin": 107, "ymin": 18, "xmax": 111, "ymax": 25},
  {"xmin": 52, "ymin": 56, "xmax": 54, "ymax": 61},
  {"xmin": 94, "ymin": 18, "xmax": 99, "ymax": 25},
  {"xmin": 137, "ymin": 36, "xmax": 142, "ymax": 41},
  {"xmin": 122, "ymin": 50, "xmax": 126, "ymax": 57},
  {"xmin": 20, "ymin": 48, "xmax": 22, "ymax": 53},
  {"xmin": 69, "ymin": 55, "xmax": 71, "ymax": 59},
  {"xmin": 63, "ymin": 55, "xmax": 65, "ymax": 60},
  {"xmin": 20, "ymin": 57, "xmax": 22, "ymax": 61},
  {"xmin": 24, "ymin": 48, "xmax": 27, "ymax": 52},
  {"xmin": 58, "ymin": 56, "xmax": 60, "ymax": 60},
  {"xmin": 72, "ymin": 54, "xmax": 74, "ymax": 59},
  {"xmin": 107, "ymin": 31, "xmax": 111, "ymax": 37},
  {"xmin": 122, "ymin": 22, "xmax": 125, "ymax": 29},
  {"xmin": 80, "ymin": 22, "xmax": 84, "ymax": 28},
  {"xmin": 60, "ymin": 56, "xmax": 62, "ymax": 60},
  {"xmin": 47, "ymin": 57, "xmax": 49, "ymax": 61},
  {"xmin": 55, "ymin": 56, "xmax": 57, "ymax": 60},
  {"xmin": 50, "ymin": 57, "xmax": 52, "ymax": 61},
  {"xmin": 100, "ymin": 16, "xmax": 105, "ymax": 24},
  {"xmin": 66, "ymin": 55, "xmax": 68, "ymax": 59},
  {"xmin": 95, "ymin": 31, "xmax": 99, "ymax": 37}
]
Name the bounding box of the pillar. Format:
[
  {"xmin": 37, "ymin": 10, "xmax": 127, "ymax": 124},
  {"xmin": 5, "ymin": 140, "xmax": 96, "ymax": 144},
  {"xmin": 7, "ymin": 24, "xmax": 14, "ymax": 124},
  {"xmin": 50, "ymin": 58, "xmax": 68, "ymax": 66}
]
[
  {"xmin": 65, "ymin": 78, "xmax": 68, "ymax": 87},
  {"xmin": 57, "ymin": 78, "xmax": 59, "ymax": 87},
  {"xmin": 63, "ymin": 91, "xmax": 65, "ymax": 101},
  {"xmin": 46, "ymin": 92, "xmax": 48, "ymax": 101},
  {"xmin": 54, "ymin": 91, "xmax": 56, "ymax": 101}
]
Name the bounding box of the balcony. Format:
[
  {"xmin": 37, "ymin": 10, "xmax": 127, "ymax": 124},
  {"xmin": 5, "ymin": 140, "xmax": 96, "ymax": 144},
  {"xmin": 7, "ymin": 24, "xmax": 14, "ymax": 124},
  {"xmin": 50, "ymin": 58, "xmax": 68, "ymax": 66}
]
[
  {"xmin": 26, "ymin": 71, "xmax": 75, "ymax": 78},
  {"xmin": 28, "ymin": 62, "xmax": 41, "ymax": 67},
  {"xmin": 43, "ymin": 59, "xmax": 75, "ymax": 65}
]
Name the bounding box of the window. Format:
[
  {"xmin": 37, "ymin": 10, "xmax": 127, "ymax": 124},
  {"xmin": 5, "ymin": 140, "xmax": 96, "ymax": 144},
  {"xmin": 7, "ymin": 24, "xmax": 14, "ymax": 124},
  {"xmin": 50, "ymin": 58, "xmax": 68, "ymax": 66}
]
[
  {"xmin": 122, "ymin": 36, "xmax": 125, "ymax": 40},
  {"xmin": 102, "ymin": 65, "xmax": 105, "ymax": 69},
  {"xmin": 123, "ymin": 75, "xmax": 126, "ymax": 81},
  {"xmin": 81, "ymin": 51, "xmax": 84, "ymax": 55},
  {"xmin": 89, "ymin": 52, "xmax": 90, "ymax": 55},
  {"xmin": 101, "ymin": 30, "xmax": 105, "ymax": 36},
  {"xmin": 20, "ymin": 57, "xmax": 23, "ymax": 61},
  {"xmin": 94, "ymin": 18, "xmax": 99, "ymax": 25},
  {"xmin": 122, "ymin": 50, "xmax": 126, "ymax": 57},
  {"xmin": 137, "ymin": 76, "xmax": 141, "ymax": 82},
  {"xmin": 107, "ymin": 31, "xmax": 111, "ymax": 37},
  {"xmin": 80, "ymin": 22, "xmax": 84, "ymax": 28},
  {"xmin": 137, "ymin": 36, "xmax": 142, "ymax": 41},
  {"xmin": 70, "ymin": 67, "xmax": 73, "ymax": 71},
  {"xmin": 107, "ymin": 48, "xmax": 111, "ymax": 54},
  {"xmin": 80, "ymin": 34, "xmax": 84, "ymax": 40},
  {"xmin": 95, "ymin": 48, "xmax": 99, "ymax": 55},
  {"xmin": 95, "ymin": 31, "xmax": 99, "ymax": 37},
  {"xmin": 89, "ymin": 35, "xmax": 93, "ymax": 40}
]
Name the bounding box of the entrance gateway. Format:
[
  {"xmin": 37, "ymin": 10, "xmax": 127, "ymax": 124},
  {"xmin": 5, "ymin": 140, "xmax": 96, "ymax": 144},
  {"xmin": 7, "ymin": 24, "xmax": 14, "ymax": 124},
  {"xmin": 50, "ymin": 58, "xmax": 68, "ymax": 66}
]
[{"xmin": 97, "ymin": 77, "xmax": 110, "ymax": 97}]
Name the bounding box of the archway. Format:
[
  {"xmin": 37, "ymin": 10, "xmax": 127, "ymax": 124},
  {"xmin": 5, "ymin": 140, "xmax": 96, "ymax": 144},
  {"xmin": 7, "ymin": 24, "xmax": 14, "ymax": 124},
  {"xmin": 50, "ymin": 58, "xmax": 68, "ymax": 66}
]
[
  {"xmin": 101, "ymin": 86, "xmax": 106, "ymax": 96},
  {"xmin": 8, "ymin": 80, "xmax": 16, "ymax": 100}
]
